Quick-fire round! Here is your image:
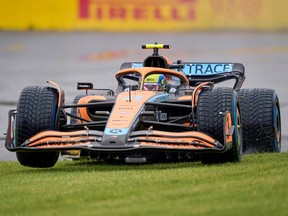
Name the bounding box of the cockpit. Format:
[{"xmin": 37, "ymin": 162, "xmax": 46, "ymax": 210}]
[{"xmin": 115, "ymin": 68, "xmax": 189, "ymax": 94}]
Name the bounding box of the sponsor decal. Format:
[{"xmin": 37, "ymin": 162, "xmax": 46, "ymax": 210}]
[
  {"xmin": 183, "ymin": 63, "xmax": 233, "ymax": 75},
  {"xmin": 79, "ymin": 0, "xmax": 197, "ymax": 22},
  {"xmin": 210, "ymin": 0, "xmax": 262, "ymax": 20},
  {"xmin": 119, "ymin": 111, "xmax": 131, "ymax": 115},
  {"xmin": 105, "ymin": 128, "xmax": 129, "ymax": 135},
  {"xmin": 109, "ymin": 129, "xmax": 122, "ymax": 134},
  {"xmin": 121, "ymin": 95, "xmax": 143, "ymax": 102}
]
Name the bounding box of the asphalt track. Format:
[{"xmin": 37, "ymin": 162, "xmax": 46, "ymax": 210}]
[{"xmin": 0, "ymin": 31, "xmax": 287, "ymax": 161}]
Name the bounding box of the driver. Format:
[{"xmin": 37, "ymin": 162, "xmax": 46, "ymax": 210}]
[{"xmin": 143, "ymin": 74, "xmax": 167, "ymax": 91}]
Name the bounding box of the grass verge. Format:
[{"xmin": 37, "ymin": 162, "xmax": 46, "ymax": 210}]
[{"xmin": 0, "ymin": 152, "xmax": 288, "ymax": 216}]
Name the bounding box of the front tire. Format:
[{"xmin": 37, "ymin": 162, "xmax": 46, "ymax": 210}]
[
  {"xmin": 15, "ymin": 86, "xmax": 60, "ymax": 168},
  {"xmin": 197, "ymin": 87, "xmax": 242, "ymax": 164}
]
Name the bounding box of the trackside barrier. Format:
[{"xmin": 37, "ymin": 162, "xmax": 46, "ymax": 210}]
[{"xmin": 0, "ymin": 0, "xmax": 287, "ymax": 31}]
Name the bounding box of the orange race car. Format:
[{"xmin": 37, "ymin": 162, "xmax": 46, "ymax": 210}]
[{"xmin": 5, "ymin": 43, "xmax": 281, "ymax": 168}]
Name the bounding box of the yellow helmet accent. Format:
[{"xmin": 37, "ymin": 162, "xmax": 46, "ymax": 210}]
[
  {"xmin": 142, "ymin": 44, "xmax": 170, "ymax": 49},
  {"xmin": 144, "ymin": 74, "xmax": 161, "ymax": 83}
]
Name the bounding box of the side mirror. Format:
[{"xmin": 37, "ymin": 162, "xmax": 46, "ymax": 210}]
[{"xmin": 77, "ymin": 82, "xmax": 94, "ymax": 90}]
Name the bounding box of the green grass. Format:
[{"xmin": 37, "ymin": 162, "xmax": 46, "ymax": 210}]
[{"xmin": 1, "ymin": 153, "xmax": 288, "ymax": 216}]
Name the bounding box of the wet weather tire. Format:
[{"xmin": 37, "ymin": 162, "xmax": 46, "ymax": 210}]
[
  {"xmin": 238, "ymin": 88, "xmax": 281, "ymax": 153},
  {"xmin": 15, "ymin": 86, "xmax": 60, "ymax": 168},
  {"xmin": 197, "ymin": 87, "xmax": 242, "ymax": 164}
]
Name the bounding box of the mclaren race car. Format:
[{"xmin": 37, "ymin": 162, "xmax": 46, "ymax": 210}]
[{"xmin": 5, "ymin": 44, "xmax": 281, "ymax": 168}]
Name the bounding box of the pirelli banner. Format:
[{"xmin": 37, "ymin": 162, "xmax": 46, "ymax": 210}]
[{"xmin": 0, "ymin": 0, "xmax": 287, "ymax": 31}]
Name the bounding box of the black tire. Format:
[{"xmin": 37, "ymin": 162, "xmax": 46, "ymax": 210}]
[
  {"xmin": 15, "ymin": 86, "xmax": 60, "ymax": 168},
  {"xmin": 238, "ymin": 88, "xmax": 281, "ymax": 153},
  {"xmin": 197, "ymin": 87, "xmax": 242, "ymax": 164}
]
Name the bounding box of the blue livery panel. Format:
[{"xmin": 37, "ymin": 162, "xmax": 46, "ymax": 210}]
[
  {"xmin": 131, "ymin": 63, "xmax": 143, "ymax": 68},
  {"xmin": 182, "ymin": 63, "xmax": 233, "ymax": 76}
]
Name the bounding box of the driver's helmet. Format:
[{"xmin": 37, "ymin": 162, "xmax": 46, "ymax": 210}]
[{"xmin": 143, "ymin": 74, "xmax": 166, "ymax": 91}]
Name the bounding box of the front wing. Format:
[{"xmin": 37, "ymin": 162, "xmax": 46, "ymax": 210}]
[
  {"xmin": 6, "ymin": 130, "xmax": 227, "ymax": 153},
  {"xmin": 6, "ymin": 126, "xmax": 232, "ymax": 157},
  {"xmin": 5, "ymin": 111, "xmax": 234, "ymax": 154}
]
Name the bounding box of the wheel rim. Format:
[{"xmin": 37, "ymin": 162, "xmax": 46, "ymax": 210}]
[
  {"xmin": 234, "ymin": 106, "xmax": 243, "ymax": 155},
  {"xmin": 233, "ymin": 94, "xmax": 242, "ymax": 155},
  {"xmin": 235, "ymin": 106, "xmax": 242, "ymax": 154},
  {"xmin": 274, "ymin": 103, "xmax": 281, "ymax": 152}
]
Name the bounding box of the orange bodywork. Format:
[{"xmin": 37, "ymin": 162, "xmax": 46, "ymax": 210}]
[
  {"xmin": 106, "ymin": 91, "xmax": 155, "ymax": 129},
  {"xmin": 24, "ymin": 129, "xmax": 220, "ymax": 150},
  {"xmin": 77, "ymin": 95, "xmax": 107, "ymax": 122},
  {"xmin": 25, "ymin": 130, "xmax": 99, "ymax": 148},
  {"xmin": 137, "ymin": 130, "xmax": 217, "ymax": 149},
  {"xmin": 14, "ymin": 67, "xmax": 229, "ymax": 153},
  {"xmin": 225, "ymin": 112, "xmax": 233, "ymax": 144}
]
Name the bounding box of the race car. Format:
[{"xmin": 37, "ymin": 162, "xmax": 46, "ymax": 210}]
[{"xmin": 5, "ymin": 43, "xmax": 281, "ymax": 168}]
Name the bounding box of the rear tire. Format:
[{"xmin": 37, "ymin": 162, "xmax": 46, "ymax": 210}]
[
  {"xmin": 197, "ymin": 87, "xmax": 242, "ymax": 164},
  {"xmin": 238, "ymin": 88, "xmax": 281, "ymax": 153},
  {"xmin": 15, "ymin": 86, "xmax": 60, "ymax": 168}
]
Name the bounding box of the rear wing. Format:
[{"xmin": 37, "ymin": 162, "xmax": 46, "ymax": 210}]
[{"xmin": 120, "ymin": 62, "xmax": 245, "ymax": 90}]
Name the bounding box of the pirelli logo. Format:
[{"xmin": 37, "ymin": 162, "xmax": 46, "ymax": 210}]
[{"xmin": 79, "ymin": 0, "xmax": 197, "ymax": 22}]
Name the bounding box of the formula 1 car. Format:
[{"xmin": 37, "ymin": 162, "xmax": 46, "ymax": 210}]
[{"xmin": 5, "ymin": 44, "xmax": 281, "ymax": 168}]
